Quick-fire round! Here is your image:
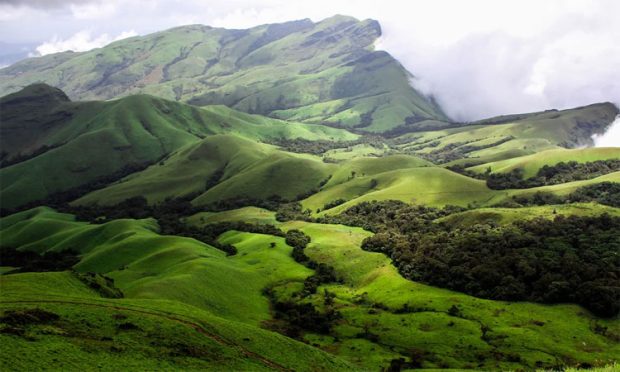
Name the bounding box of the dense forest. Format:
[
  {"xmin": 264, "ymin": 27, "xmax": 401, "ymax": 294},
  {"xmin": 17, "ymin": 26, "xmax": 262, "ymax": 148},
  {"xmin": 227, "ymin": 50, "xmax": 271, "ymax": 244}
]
[{"xmin": 321, "ymin": 200, "xmax": 620, "ymax": 317}]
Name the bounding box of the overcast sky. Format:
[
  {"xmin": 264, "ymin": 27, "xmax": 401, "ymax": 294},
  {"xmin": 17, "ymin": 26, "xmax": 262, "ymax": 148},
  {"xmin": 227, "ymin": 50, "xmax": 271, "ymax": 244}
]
[{"xmin": 1, "ymin": 0, "xmax": 619, "ymax": 133}]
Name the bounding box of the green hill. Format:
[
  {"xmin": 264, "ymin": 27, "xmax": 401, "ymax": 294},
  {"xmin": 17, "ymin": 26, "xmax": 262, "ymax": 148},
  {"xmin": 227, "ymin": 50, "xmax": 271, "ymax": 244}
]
[
  {"xmin": 0, "ymin": 270, "xmax": 353, "ymax": 371},
  {"xmin": 395, "ymin": 102, "xmax": 618, "ymax": 163},
  {"xmin": 468, "ymin": 147, "xmax": 620, "ymax": 177},
  {"xmin": 0, "ymin": 85, "xmax": 355, "ymax": 209},
  {"xmin": 0, "ymin": 16, "xmax": 446, "ymax": 132},
  {"xmin": 2, "ymin": 208, "xmax": 619, "ymax": 370}
]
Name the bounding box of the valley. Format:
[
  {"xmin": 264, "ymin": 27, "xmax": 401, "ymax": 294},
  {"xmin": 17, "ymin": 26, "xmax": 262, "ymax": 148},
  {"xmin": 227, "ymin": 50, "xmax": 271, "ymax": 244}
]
[{"xmin": 0, "ymin": 14, "xmax": 618, "ymax": 371}]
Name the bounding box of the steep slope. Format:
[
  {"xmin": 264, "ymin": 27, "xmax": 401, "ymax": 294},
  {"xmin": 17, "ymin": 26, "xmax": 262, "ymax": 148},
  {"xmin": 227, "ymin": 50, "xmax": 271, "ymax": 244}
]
[
  {"xmin": 0, "ymin": 85, "xmax": 356, "ymax": 209},
  {"xmin": 0, "ymin": 16, "xmax": 447, "ymax": 132}
]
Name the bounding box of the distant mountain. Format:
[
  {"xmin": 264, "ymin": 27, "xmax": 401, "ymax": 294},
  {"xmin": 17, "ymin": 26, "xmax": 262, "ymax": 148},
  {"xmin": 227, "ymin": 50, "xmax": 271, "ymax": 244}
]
[{"xmin": 0, "ymin": 16, "xmax": 447, "ymax": 133}]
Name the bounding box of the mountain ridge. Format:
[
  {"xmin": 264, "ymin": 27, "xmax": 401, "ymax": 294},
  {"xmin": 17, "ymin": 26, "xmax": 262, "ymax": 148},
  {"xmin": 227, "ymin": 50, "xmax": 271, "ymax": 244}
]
[{"xmin": 0, "ymin": 15, "xmax": 447, "ymax": 132}]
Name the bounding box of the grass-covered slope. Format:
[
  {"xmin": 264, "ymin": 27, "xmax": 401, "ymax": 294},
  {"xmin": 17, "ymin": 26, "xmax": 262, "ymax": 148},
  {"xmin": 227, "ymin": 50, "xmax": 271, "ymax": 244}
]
[
  {"xmin": 436, "ymin": 202, "xmax": 620, "ymax": 228},
  {"xmin": 185, "ymin": 209, "xmax": 620, "ymax": 369},
  {"xmin": 0, "ymin": 16, "xmax": 446, "ymax": 132},
  {"xmin": 75, "ymin": 135, "xmax": 336, "ymax": 206},
  {"xmin": 0, "ymin": 85, "xmax": 356, "ymax": 209},
  {"xmin": 0, "ymin": 207, "xmax": 311, "ymax": 325},
  {"xmin": 0, "ymin": 271, "xmax": 353, "ymax": 371},
  {"xmin": 468, "ymin": 147, "xmax": 620, "ymax": 177},
  {"xmin": 396, "ymin": 102, "xmax": 618, "ymax": 162}
]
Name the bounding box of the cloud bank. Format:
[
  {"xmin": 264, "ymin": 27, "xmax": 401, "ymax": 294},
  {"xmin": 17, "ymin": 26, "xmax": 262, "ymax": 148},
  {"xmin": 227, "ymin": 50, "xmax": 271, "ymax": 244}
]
[
  {"xmin": 592, "ymin": 115, "xmax": 620, "ymax": 147},
  {"xmin": 1, "ymin": 0, "xmax": 620, "ymax": 126},
  {"xmin": 33, "ymin": 30, "xmax": 137, "ymax": 56}
]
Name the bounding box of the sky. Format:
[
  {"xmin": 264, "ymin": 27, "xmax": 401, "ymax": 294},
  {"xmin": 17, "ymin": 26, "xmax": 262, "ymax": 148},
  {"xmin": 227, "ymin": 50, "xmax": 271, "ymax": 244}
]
[{"xmin": 0, "ymin": 0, "xmax": 619, "ymax": 144}]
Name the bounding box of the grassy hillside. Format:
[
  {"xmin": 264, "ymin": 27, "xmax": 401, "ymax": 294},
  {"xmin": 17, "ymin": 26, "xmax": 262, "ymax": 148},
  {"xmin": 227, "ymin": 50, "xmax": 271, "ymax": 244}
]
[
  {"xmin": 2, "ymin": 208, "xmax": 618, "ymax": 370},
  {"xmin": 75, "ymin": 135, "xmax": 336, "ymax": 206},
  {"xmin": 303, "ymin": 167, "xmax": 499, "ymax": 215},
  {"xmin": 0, "ymin": 16, "xmax": 446, "ymax": 132},
  {"xmin": 0, "ymin": 272, "xmax": 353, "ymax": 371},
  {"xmin": 0, "ymin": 85, "xmax": 355, "ymax": 209},
  {"xmin": 469, "ymin": 147, "xmax": 620, "ymax": 177},
  {"xmin": 185, "ymin": 208, "xmax": 620, "ymax": 369},
  {"xmin": 395, "ymin": 103, "xmax": 618, "ymax": 161},
  {"xmin": 0, "ymin": 207, "xmax": 311, "ymax": 325},
  {"xmin": 436, "ymin": 202, "xmax": 620, "ymax": 228}
]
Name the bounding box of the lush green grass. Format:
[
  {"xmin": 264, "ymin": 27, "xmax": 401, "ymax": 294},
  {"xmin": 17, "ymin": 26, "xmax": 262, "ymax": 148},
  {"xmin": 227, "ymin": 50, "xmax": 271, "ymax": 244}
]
[
  {"xmin": 395, "ymin": 103, "xmax": 617, "ymax": 161},
  {"xmin": 468, "ymin": 147, "xmax": 620, "ymax": 177},
  {"xmin": 3, "ymin": 207, "xmax": 619, "ymax": 370},
  {"xmin": 75, "ymin": 134, "xmax": 336, "ymax": 206},
  {"xmin": 186, "ymin": 207, "xmax": 277, "ymax": 227},
  {"xmin": 304, "ymin": 167, "xmax": 501, "ymax": 215},
  {"xmin": 436, "ymin": 202, "xmax": 620, "ymax": 228},
  {"xmin": 0, "ymin": 85, "xmax": 356, "ymax": 209},
  {"xmin": 277, "ymin": 221, "xmax": 620, "ymax": 370},
  {"xmin": 0, "ymin": 208, "xmax": 312, "ymax": 325},
  {"xmin": 0, "ymin": 272, "xmax": 353, "ymax": 371}
]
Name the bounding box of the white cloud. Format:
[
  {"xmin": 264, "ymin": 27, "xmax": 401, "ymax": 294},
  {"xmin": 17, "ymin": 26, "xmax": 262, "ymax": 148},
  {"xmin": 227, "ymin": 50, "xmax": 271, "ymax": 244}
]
[
  {"xmin": 592, "ymin": 115, "xmax": 620, "ymax": 147},
  {"xmin": 34, "ymin": 30, "xmax": 137, "ymax": 56},
  {"xmin": 69, "ymin": 1, "xmax": 117, "ymax": 19}
]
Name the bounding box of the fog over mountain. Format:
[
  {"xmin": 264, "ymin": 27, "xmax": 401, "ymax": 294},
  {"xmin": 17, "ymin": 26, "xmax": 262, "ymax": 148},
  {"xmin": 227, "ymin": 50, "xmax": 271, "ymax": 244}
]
[{"xmin": 1, "ymin": 0, "xmax": 619, "ymax": 129}]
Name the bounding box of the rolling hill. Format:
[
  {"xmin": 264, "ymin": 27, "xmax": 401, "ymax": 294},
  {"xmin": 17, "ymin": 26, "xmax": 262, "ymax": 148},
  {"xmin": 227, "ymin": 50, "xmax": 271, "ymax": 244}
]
[
  {"xmin": 1, "ymin": 14, "xmax": 619, "ymax": 372},
  {"xmin": 0, "ymin": 84, "xmax": 355, "ymax": 209}
]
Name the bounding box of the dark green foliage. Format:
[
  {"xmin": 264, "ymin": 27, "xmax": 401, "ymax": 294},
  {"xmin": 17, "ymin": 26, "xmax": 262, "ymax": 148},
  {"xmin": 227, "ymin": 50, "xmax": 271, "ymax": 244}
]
[
  {"xmin": 568, "ymin": 182, "xmax": 620, "ymax": 207},
  {"xmin": 266, "ymin": 136, "xmax": 385, "ymax": 155},
  {"xmin": 454, "ymin": 159, "xmax": 620, "ymax": 190},
  {"xmin": 61, "ymin": 196, "xmax": 287, "ymax": 256},
  {"xmin": 270, "ymin": 300, "xmax": 340, "ymax": 336},
  {"xmin": 285, "ymin": 229, "xmax": 312, "ymax": 263},
  {"xmin": 0, "ymin": 144, "xmax": 62, "ymax": 168},
  {"xmin": 276, "ymin": 202, "xmax": 312, "ymax": 222},
  {"xmin": 74, "ymin": 272, "xmax": 124, "ymax": 298},
  {"xmin": 501, "ymin": 182, "xmax": 620, "ymax": 208},
  {"xmin": 418, "ymin": 136, "xmax": 514, "ymax": 164},
  {"xmin": 326, "ymin": 200, "xmax": 619, "ymax": 317},
  {"xmin": 318, "ymin": 200, "xmax": 463, "ymax": 233},
  {"xmin": 362, "ymin": 212, "xmax": 620, "ymax": 317},
  {"xmin": 322, "ymin": 198, "xmax": 347, "ymax": 211},
  {"xmin": 0, "ymin": 309, "xmax": 60, "ymax": 326},
  {"xmin": 0, "ymin": 247, "xmax": 80, "ymax": 273},
  {"xmin": 0, "ymin": 162, "xmax": 157, "ymax": 217}
]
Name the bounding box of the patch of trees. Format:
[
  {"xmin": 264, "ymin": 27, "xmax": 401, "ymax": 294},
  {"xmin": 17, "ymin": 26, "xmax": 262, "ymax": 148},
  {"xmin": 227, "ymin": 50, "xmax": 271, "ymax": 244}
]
[
  {"xmin": 499, "ymin": 182, "xmax": 620, "ymax": 208},
  {"xmin": 264, "ymin": 229, "xmax": 341, "ymax": 338},
  {"xmin": 318, "ymin": 200, "xmax": 619, "ymax": 317},
  {"xmin": 317, "ymin": 200, "xmax": 464, "ymax": 233},
  {"xmin": 321, "ymin": 198, "xmax": 347, "ymax": 212},
  {"xmin": 265, "ymin": 136, "xmax": 385, "ymax": 155},
  {"xmin": 276, "ymin": 202, "xmax": 312, "ymax": 222},
  {"xmin": 74, "ymin": 272, "xmax": 124, "ymax": 298},
  {"xmin": 417, "ymin": 136, "xmax": 514, "ymax": 164},
  {"xmin": 0, "ymin": 247, "xmax": 79, "ymax": 273},
  {"xmin": 62, "ymin": 196, "xmax": 287, "ymax": 256},
  {"xmin": 264, "ymin": 290, "xmax": 341, "ymax": 338},
  {"xmin": 485, "ymin": 159, "xmax": 620, "ymax": 189},
  {"xmin": 285, "ymin": 229, "xmax": 339, "ymax": 296},
  {"xmin": 359, "ymin": 211, "xmax": 619, "ymax": 317}
]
